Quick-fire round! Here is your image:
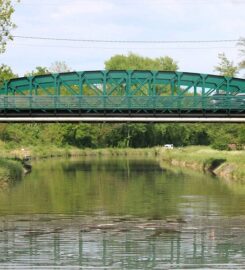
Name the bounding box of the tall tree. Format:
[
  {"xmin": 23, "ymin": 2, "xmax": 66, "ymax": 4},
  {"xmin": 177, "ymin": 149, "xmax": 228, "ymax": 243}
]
[
  {"xmin": 25, "ymin": 66, "xmax": 50, "ymax": 77},
  {"xmin": 25, "ymin": 62, "xmax": 71, "ymax": 77},
  {"xmin": 49, "ymin": 61, "xmax": 71, "ymax": 73},
  {"xmin": 214, "ymin": 53, "xmax": 238, "ymax": 77},
  {"xmin": 0, "ymin": 64, "xmax": 17, "ymax": 87},
  {"xmin": 0, "ymin": 0, "xmax": 19, "ymax": 53},
  {"xmin": 105, "ymin": 53, "xmax": 178, "ymax": 71},
  {"xmin": 0, "ymin": 64, "xmax": 16, "ymax": 80},
  {"xmin": 238, "ymin": 38, "xmax": 245, "ymax": 72}
]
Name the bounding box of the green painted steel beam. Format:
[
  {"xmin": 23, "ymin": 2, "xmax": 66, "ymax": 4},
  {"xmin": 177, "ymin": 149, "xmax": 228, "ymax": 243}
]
[
  {"xmin": 1, "ymin": 70, "xmax": 245, "ymax": 96},
  {"xmin": 0, "ymin": 70, "xmax": 244, "ymax": 112}
]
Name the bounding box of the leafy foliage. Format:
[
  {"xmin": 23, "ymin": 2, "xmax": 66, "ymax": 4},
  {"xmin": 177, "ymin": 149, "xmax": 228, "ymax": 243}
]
[
  {"xmin": 25, "ymin": 66, "xmax": 50, "ymax": 77},
  {"xmin": 24, "ymin": 61, "xmax": 71, "ymax": 77},
  {"xmin": 0, "ymin": 0, "xmax": 19, "ymax": 53},
  {"xmin": 238, "ymin": 38, "xmax": 245, "ymax": 74},
  {"xmin": 0, "ymin": 122, "xmax": 243, "ymax": 151},
  {"xmin": 49, "ymin": 61, "xmax": 71, "ymax": 73},
  {"xmin": 105, "ymin": 53, "xmax": 178, "ymax": 71},
  {"xmin": 0, "ymin": 64, "xmax": 17, "ymax": 88},
  {"xmin": 214, "ymin": 53, "xmax": 238, "ymax": 77}
]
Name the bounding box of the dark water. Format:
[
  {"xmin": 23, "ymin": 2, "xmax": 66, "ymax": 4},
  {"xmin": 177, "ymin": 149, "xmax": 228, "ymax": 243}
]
[{"xmin": 0, "ymin": 157, "xmax": 245, "ymax": 269}]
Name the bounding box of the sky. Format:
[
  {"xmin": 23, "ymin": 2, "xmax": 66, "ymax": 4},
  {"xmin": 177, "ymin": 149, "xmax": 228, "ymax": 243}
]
[{"xmin": 1, "ymin": 0, "xmax": 245, "ymax": 76}]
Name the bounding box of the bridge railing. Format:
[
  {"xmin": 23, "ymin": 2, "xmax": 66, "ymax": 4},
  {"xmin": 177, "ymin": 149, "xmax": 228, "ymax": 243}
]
[{"xmin": 0, "ymin": 95, "xmax": 244, "ymax": 111}]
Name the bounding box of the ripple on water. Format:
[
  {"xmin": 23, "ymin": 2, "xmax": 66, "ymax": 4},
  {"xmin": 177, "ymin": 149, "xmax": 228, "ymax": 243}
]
[{"xmin": 0, "ymin": 157, "xmax": 244, "ymax": 269}]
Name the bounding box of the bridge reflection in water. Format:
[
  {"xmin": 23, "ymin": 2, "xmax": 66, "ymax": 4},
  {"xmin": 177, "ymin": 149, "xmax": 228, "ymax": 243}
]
[
  {"xmin": 0, "ymin": 218, "xmax": 244, "ymax": 268},
  {"xmin": 0, "ymin": 70, "xmax": 245, "ymax": 122}
]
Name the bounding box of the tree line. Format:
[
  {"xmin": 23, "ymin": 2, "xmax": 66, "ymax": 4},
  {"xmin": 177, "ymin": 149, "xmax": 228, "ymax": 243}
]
[{"xmin": 0, "ymin": 121, "xmax": 244, "ymax": 150}]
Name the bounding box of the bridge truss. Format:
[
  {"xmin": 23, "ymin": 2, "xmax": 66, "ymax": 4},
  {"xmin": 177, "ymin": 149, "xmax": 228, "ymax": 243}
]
[{"xmin": 0, "ymin": 70, "xmax": 245, "ymax": 122}]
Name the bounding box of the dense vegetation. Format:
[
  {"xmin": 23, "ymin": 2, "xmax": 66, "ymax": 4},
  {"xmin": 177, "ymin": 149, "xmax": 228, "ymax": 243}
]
[
  {"xmin": 0, "ymin": 53, "xmax": 245, "ymax": 150},
  {"xmin": 0, "ymin": 122, "xmax": 244, "ymax": 150}
]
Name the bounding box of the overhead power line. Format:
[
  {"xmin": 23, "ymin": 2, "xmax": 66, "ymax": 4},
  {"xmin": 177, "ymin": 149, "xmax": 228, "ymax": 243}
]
[
  {"xmin": 13, "ymin": 35, "xmax": 240, "ymax": 44},
  {"xmin": 14, "ymin": 42, "xmax": 237, "ymax": 51}
]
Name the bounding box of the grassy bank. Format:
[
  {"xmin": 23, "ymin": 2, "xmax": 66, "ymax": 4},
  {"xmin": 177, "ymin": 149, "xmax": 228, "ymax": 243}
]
[
  {"xmin": 31, "ymin": 145, "xmax": 245, "ymax": 182},
  {"xmin": 0, "ymin": 158, "xmax": 23, "ymax": 189},
  {"xmin": 0, "ymin": 141, "xmax": 244, "ymax": 183},
  {"xmin": 0, "ymin": 143, "xmax": 157, "ymax": 160},
  {"xmin": 157, "ymin": 146, "xmax": 245, "ymax": 182},
  {"xmin": 0, "ymin": 145, "xmax": 156, "ymax": 187}
]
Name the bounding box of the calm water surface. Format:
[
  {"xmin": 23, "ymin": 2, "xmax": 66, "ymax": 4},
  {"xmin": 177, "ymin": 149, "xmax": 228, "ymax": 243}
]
[{"xmin": 0, "ymin": 157, "xmax": 245, "ymax": 269}]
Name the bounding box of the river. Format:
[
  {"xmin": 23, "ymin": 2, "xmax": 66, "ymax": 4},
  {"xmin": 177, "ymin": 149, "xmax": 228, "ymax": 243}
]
[{"xmin": 0, "ymin": 156, "xmax": 244, "ymax": 269}]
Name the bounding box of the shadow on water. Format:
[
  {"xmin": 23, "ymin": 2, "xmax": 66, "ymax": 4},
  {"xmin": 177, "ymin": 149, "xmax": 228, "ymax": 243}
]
[{"xmin": 62, "ymin": 159, "xmax": 164, "ymax": 172}]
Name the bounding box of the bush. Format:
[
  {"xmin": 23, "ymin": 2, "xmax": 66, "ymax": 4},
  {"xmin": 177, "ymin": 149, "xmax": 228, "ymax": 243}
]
[{"xmin": 211, "ymin": 141, "xmax": 229, "ymax": 151}]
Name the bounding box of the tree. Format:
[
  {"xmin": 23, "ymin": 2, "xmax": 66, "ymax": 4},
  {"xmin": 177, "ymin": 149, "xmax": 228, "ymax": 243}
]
[
  {"xmin": 238, "ymin": 38, "xmax": 245, "ymax": 72},
  {"xmin": 25, "ymin": 62, "xmax": 71, "ymax": 77},
  {"xmin": 0, "ymin": 64, "xmax": 16, "ymax": 80},
  {"xmin": 49, "ymin": 61, "xmax": 71, "ymax": 73},
  {"xmin": 105, "ymin": 53, "xmax": 178, "ymax": 96},
  {"xmin": 214, "ymin": 53, "xmax": 238, "ymax": 77},
  {"xmin": 0, "ymin": 64, "xmax": 17, "ymax": 87},
  {"xmin": 25, "ymin": 66, "xmax": 50, "ymax": 77},
  {"xmin": 208, "ymin": 124, "xmax": 241, "ymax": 150},
  {"xmin": 0, "ymin": 0, "xmax": 19, "ymax": 53},
  {"xmin": 105, "ymin": 53, "xmax": 178, "ymax": 71}
]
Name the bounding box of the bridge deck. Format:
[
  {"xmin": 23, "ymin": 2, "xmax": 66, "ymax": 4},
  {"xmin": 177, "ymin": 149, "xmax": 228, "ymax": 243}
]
[{"xmin": 0, "ymin": 117, "xmax": 244, "ymax": 123}]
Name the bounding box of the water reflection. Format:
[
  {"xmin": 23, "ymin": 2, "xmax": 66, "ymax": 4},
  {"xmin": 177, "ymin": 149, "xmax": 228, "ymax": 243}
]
[
  {"xmin": 0, "ymin": 215, "xmax": 245, "ymax": 269},
  {"xmin": 0, "ymin": 157, "xmax": 244, "ymax": 268},
  {"xmin": 0, "ymin": 157, "xmax": 244, "ymax": 217}
]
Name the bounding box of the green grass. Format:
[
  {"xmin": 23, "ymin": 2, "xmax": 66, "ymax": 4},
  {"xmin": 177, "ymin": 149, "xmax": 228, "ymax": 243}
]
[
  {"xmin": 0, "ymin": 158, "xmax": 23, "ymax": 187},
  {"xmin": 157, "ymin": 146, "xmax": 245, "ymax": 182},
  {"xmin": 0, "ymin": 140, "xmax": 244, "ymax": 182}
]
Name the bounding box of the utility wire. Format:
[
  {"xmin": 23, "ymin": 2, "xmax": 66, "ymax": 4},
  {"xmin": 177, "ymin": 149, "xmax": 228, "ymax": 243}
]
[
  {"xmin": 13, "ymin": 42, "xmax": 237, "ymax": 51},
  {"xmin": 13, "ymin": 35, "xmax": 240, "ymax": 44}
]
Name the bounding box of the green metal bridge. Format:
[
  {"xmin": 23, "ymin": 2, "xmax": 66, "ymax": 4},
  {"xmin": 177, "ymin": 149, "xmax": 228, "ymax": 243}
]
[{"xmin": 0, "ymin": 70, "xmax": 245, "ymax": 122}]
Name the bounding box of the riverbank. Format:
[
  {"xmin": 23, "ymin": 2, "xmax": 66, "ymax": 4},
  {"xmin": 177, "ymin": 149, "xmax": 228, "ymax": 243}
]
[
  {"xmin": 157, "ymin": 146, "xmax": 245, "ymax": 182},
  {"xmin": 0, "ymin": 142, "xmax": 244, "ymax": 183},
  {"xmin": 0, "ymin": 145, "xmax": 154, "ymax": 186},
  {"xmin": 25, "ymin": 145, "xmax": 244, "ymax": 182},
  {"xmin": 0, "ymin": 158, "xmax": 23, "ymax": 189},
  {"xmin": 1, "ymin": 144, "xmax": 157, "ymax": 160}
]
